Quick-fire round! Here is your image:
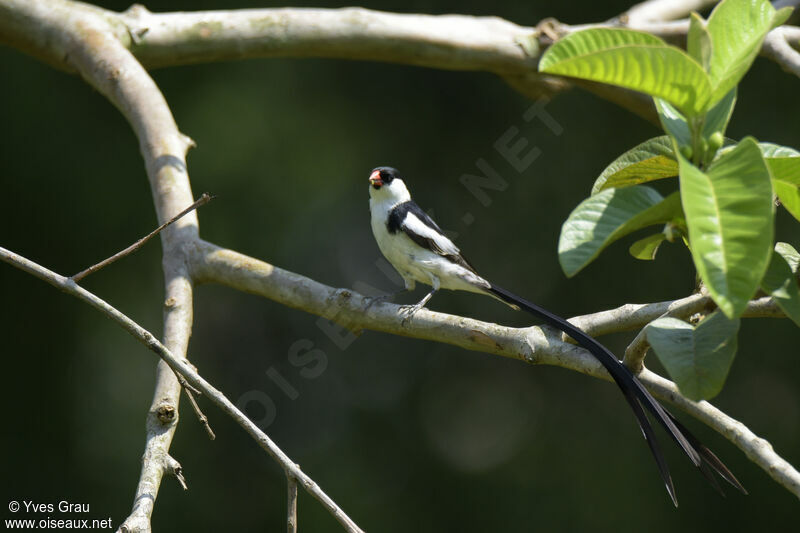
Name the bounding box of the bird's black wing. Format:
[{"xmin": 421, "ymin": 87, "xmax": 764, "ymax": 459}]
[{"xmin": 387, "ymin": 200, "xmax": 479, "ymax": 274}]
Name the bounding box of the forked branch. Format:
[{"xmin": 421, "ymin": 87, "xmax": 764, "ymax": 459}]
[{"xmin": 0, "ymin": 246, "xmax": 365, "ymax": 533}]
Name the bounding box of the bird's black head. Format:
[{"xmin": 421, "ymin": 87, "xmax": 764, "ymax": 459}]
[{"xmin": 369, "ymin": 166, "xmax": 401, "ymax": 189}]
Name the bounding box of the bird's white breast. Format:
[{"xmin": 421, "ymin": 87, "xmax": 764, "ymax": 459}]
[{"xmin": 369, "ymin": 195, "xmax": 490, "ymax": 293}]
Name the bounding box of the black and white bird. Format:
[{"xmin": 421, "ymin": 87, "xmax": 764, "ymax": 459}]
[{"xmin": 367, "ymin": 166, "xmax": 746, "ymax": 506}]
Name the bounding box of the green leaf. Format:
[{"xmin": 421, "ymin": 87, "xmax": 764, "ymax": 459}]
[
  {"xmin": 678, "ymin": 137, "xmax": 774, "ymax": 318},
  {"xmin": 718, "ymin": 141, "xmax": 800, "ymax": 160},
  {"xmin": 539, "ymin": 28, "xmax": 711, "ymax": 115},
  {"xmin": 722, "ymin": 143, "xmax": 800, "ymax": 221},
  {"xmin": 768, "ymin": 157, "xmax": 800, "ymax": 184},
  {"xmin": 759, "ymin": 142, "xmax": 800, "ymax": 158},
  {"xmin": 775, "ymin": 242, "xmax": 800, "ymax": 273},
  {"xmin": 767, "ymin": 156, "xmax": 800, "ymax": 221},
  {"xmin": 646, "ymin": 311, "xmax": 740, "ymax": 401},
  {"xmin": 654, "ymin": 98, "xmax": 692, "ymax": 149},
  {"xmin": 629, "ymin": 232, "xmax": 667, "ymax": 260},
  {"xmin": 701, "ymin": 87, "xmax": 737, "ymax": 139},
  {"xmin": 558, "ymin": 187, "xmax": 682, "ymax": 277},
  {"xmin": 706, "ymin": 0, "xmax": 789, "ymax": 103},
  {"xmin": 540, "ymin": 28, "xmax": 666, "ymax": 70},
  {"xmin": 592, "ymin": 136, "xmax": 678, "ymax": 194},
  {"xmin": 761, "ymin": 246, "xmax": 800, "ymax": 327},
  {"xmin": 688, "ymin": 12, "xmax": 712, "ymax": 71}
]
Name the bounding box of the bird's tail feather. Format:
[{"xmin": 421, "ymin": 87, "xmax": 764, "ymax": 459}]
[{"xmin": 487, "ymin": 283, "xmax": 746, "ymax": 504}]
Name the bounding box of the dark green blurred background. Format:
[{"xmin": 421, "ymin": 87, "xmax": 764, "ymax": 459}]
[{"xmin": 2, "ymin": 0, "xmax": 798, "ymax": 531}]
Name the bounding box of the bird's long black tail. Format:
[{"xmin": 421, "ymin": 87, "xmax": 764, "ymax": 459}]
[{"xmin": 487, "ymin": 284, "xmax": 746, "ymax": 506}]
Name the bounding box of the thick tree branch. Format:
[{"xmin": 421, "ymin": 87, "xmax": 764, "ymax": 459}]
[
  {"xmin": 190, "ymin": 239, "xmax": 800, "ymax": 499},
  {"xmin": 624, "ymin": 0, "xmax": 719, "ymax": 24},
  {"xmin": 3, "ymin": 1, "xmax": 798, "ymax": 128},
  {"xmin": 120, "ymin": 5, "xmax": 536, "ymax": 73},
  {"xmin": 763, "ymin": 26, "xmax": 800, "ymax": 78},
  {"xmin": 0, "ymin": 246, "xmax": 365, "ymax": 533}
]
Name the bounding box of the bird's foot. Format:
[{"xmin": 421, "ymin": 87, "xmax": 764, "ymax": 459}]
[{"xmin": 399, "ymin": 303, "xmax": 424, "ymax": 325}]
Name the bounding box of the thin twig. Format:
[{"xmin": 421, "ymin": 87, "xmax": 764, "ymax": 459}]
[
  {"xmin": 71, "ymin": 193, "xmax": 215, "ymax": 282},
  {"xmin": 176, "ymin": 373, "xmax": 216, "ymax": 440},
  {"xmin": 568, "ymin": 292, "xmax": 781, "ymax": 338},
  {"xmin": 287, "ymin": 475, "xmax": 298, "ymax": 533},
  {"xmin": 0, "ymin": 246, "xmax": 365, "ymax": 533},
  {"xmin": 165, "ymin": 455, "xmax": 188, "ymax": 491}
]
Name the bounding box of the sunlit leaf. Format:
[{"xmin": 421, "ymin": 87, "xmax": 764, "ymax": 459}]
[
  {"xmin": 767, "ymin": 156, "xmax": 800, "ymax": 222},
  {"xmin": 592, "ymin": 136, "xmax": 677, "ymax": 194},
  {"xmin": 775, "ymin": 242, "xmax": 800, "ymax": 272},
  {"xmin": 759, "ymin": 142, "xmax": 800, "ymax": 158},
  {"xmin": 706, "ymin": 0, "xmax": 792, "ymax": 103},
  {"xmin": 540, "ymin": 28, "xmax": 711, "ymax": 115},
  {"xmin": 688, "ymin": 12, "xmax": 712, "ymax": 71},
  {"xmin": 678, "ymin": 137, "xmax": 774, "ymax": 318}
]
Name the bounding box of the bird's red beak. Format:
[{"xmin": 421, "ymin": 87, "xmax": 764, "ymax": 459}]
[{"xmin": 369, "ymin": 169, "xmax": 383, "ymax": 188}]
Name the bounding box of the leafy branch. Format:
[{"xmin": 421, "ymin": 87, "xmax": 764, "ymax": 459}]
[{"xmin": 541, "ymin": 0, "xmax": 800, "ymax": 403}]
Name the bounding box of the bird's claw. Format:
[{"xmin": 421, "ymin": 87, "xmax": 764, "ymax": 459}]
[{"xmin": 399, "ymin": 303, "xmax": 423, "ymax": 325}]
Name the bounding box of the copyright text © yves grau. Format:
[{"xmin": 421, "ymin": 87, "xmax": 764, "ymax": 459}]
[{"xmin": 6, "ymin": 500, "xmax": 112, "ymax": 530}]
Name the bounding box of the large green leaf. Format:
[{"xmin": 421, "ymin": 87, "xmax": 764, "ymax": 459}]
[
  {"xmin": 539, "ymin": 28, "xmax": 711, "ymax": 116},
  {"xmin": 678, "ymin": 137, "xmax": 774, "ymax": 318},
  {"xmin": 767, "ymin": 156, "xmax": 800, "ymax": 222},
  {"xmin": 761, "ymin": 245, "xmax": 800, "ymax": 327},
  {"xmin": 646, "ymin": 311, "xmax": 740, "ymax": 401},
  {"xmin": 591, "ymin": 136, "xmax": 677, "ymax": 194},
  {"xmin": 558, "ymin": 187, "xmax": 682, "ymax": 277},
  {"xmin": 706, "ymin": 0, "xmax": 793, "ymax": 103}
]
